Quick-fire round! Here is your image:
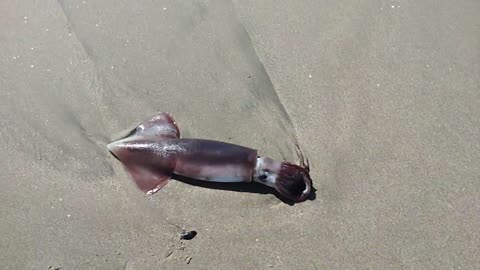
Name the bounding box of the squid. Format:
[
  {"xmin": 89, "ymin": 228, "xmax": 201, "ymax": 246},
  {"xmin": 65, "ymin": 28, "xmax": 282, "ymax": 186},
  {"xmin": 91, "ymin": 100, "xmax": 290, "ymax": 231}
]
[{"xmin": 107, "ymin": 113, "xmax": 312, "ymax": 202}]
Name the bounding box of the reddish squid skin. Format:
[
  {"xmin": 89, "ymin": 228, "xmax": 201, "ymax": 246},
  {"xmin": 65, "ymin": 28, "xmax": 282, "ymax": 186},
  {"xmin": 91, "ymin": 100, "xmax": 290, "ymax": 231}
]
[
  {"xmin": 108, "ymin": 112, "xmax": 312, "ymax": 202},
  {"xmin": 109, "ymin": 137, "xmax": 258, "ymax": 183},
  {"xmin": 170, "ymin": 138, "xmax": 258, "ymax": 183}
]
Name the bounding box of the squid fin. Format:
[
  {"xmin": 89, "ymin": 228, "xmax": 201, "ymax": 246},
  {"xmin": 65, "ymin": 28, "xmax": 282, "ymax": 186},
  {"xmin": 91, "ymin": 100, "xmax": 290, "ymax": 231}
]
[
  {"xmin": 123, "ymin": 164, "xmax": 172, "ymax": 194},
  {"xmin": 127, "ymin": 112, "xmax": 180, "ymax": 139}
]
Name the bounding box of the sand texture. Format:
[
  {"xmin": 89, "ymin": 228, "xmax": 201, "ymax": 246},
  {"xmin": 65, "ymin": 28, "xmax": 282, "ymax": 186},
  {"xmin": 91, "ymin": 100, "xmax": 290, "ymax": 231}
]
[{"xmin": 1, "ymin": 0, "xmax": 479, "ymax": 269}]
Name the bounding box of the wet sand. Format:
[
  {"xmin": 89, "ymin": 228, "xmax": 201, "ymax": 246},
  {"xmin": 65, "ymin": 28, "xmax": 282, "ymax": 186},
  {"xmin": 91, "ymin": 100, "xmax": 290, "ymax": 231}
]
[{"xmin": 1, "ymin": 0, "xmax": 479, "ymax": 269}]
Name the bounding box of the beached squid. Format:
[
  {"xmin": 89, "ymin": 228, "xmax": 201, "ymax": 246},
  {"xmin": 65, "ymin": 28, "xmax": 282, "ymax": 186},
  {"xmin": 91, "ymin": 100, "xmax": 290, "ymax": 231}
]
[{"xmin": 107, "ymin": 113, "xmax": 312, "ymax": 202}]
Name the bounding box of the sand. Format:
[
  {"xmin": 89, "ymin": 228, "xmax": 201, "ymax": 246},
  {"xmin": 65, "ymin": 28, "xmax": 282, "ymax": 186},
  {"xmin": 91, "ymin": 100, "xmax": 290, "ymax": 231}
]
[{"xmin": 1, "ymin": 0, "xmax": 479, "ymax": 269}]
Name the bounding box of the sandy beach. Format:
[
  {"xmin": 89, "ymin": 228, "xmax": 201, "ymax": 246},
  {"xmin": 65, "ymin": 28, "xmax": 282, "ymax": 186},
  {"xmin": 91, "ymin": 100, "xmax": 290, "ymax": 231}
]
[{"xmin": 1, "ymin": 0, "xmax": 479, "ymax": 269}]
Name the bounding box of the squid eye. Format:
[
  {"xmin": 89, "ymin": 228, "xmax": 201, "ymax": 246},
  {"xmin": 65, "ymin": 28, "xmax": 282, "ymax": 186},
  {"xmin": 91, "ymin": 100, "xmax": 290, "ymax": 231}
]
[{"xmin": 259, "ymin": 174, "xmax": 268, "ymax": 181}]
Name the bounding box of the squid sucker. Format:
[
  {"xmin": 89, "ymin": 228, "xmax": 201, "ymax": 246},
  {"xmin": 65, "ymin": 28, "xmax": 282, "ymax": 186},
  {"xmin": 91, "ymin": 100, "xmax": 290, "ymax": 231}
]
[{"xmin": 107, "ymin": 112, "xmax": 312, "ymax": 202}]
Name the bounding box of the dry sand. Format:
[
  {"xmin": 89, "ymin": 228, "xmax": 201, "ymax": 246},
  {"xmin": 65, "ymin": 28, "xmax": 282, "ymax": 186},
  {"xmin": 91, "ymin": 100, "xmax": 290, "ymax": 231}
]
[{"xmin": 1, "ymin": 0, "xmax": 479, "ymax": 269}]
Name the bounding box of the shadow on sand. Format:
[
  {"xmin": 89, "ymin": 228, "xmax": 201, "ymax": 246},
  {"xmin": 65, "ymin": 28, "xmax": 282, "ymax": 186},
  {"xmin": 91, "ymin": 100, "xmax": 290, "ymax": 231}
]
[{"xmin": 173, "ymin": 174, "xmax": 316, "ymax": 205}]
